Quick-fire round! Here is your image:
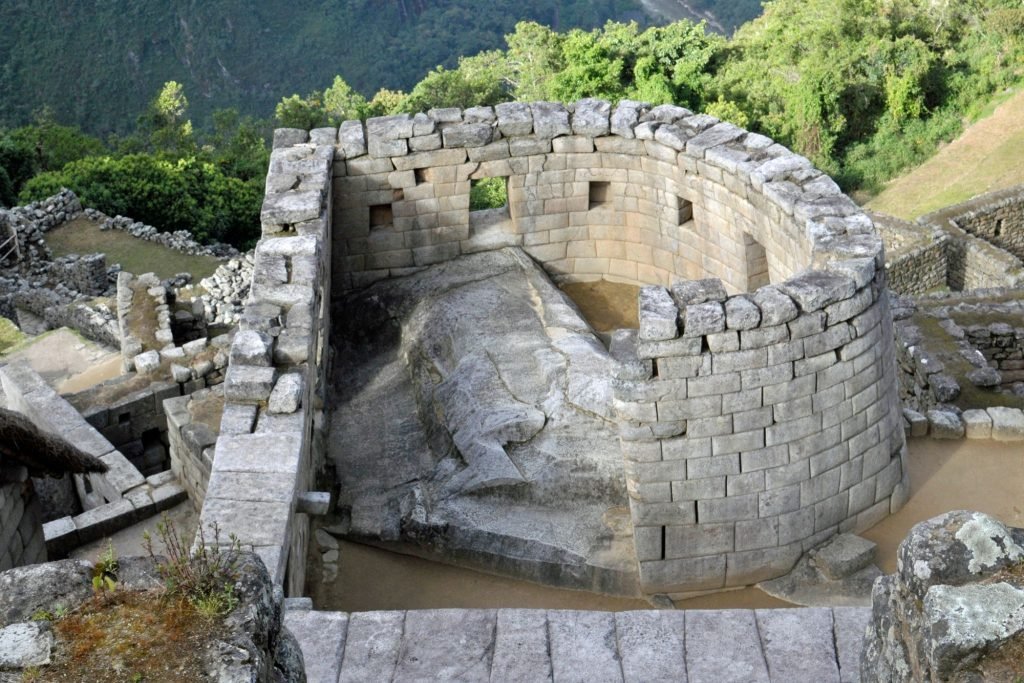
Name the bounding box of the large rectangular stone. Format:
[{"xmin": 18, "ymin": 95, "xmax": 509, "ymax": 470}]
[
  {"xmin": 615, "ymin": 611, "xmax": 687, "ymax": 682},
  {"xmin": 756, "ymin": 608, "xmax": 840, "ymax": 683},
  {"xmin": 490, "ymin": 609, "xmax": 552, "ymax": 681},
  {"xmin": 284, "ymin": 610, "xmax": 348, "ymax": 683},
  {"xmin": 547, "ymin": 610, "xmax": 622, "ymax": 683},
  {"xmin": 338, "ymin": 611, "xmax": 405, "ymax": 683},
  {"xmin": 685, "ymin": 610, "xmax": 770, "ymax": 683}
]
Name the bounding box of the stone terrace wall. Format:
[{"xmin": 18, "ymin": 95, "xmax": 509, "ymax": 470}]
[
  {"xmin": 325, "ymin": 100, "xmax": 881, "ymax": 296},
  {"xmin": 870, "ymin": 212, "xmax": 948, "ymax": 295},
  {"xmin": 201, "ymin": 136, "xmax": 333, "ymax": 596},
  {"xmin": 933, "ymin": 184, "xmax": 1024, "ymax": 260}
]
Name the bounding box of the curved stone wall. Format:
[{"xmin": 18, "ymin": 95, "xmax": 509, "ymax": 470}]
[{"xmin": 263, "ymin": 99, "xmax": 907, "ymax": 595}]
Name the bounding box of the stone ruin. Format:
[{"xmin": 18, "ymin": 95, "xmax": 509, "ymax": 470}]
[
  {"xmin": 252, "ymin": 98, "xmax": 910, "ymax": 597},
  {"xmin": 2, "ymin": 97, "xmax": 1024, "ymax": 680}
]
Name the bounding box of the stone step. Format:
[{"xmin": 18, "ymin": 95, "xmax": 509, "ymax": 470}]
[{"xmin": 285, "ymin": 606, "xmax": 871, "ymax": 683}]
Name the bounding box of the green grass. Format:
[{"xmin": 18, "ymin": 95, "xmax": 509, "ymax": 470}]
[
  {"xmin": 46, "ymin": 217, "xmax": 220, "ymax": 280},
  {"xmin": 0, "ymin": 316, "xmax": 26, "ymax": 355},
  {"xmin": 866, "ymin": 87, "xmax": 1024, "ymax": 220}
]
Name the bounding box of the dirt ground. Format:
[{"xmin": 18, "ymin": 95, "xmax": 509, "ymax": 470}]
[{"xmin": 0, "ymin": 328, "xmax": 121, "ymax": 392}]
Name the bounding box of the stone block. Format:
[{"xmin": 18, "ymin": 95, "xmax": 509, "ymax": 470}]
[
  {"xmin": 683, "ymin": 302, "xmax": 725, "ymax": 337},
  {"xmin": 224, "ymin": 365, "xmax": 276, "ymax": 403},
  {"xmin": 752, "ymin": 286, "xmax": 798, "ymax": 325},
  {"xmin": 962, "ymin": 409, "xmax": 992, "ymax": 439},
  {"xmin": 638, "ymin": 286, "xmax": 679, "ymax": 341},
  {"xmin": 393, "ymin": 610, "xmax": 496, "ymax": 681},
  {"xmin": 230, "ymin": 330, "xmax": 273, "ymax": 367},
  {"xmin": 810, "ymin": 533, "xmax": 876, "ymax": 580},
  {"xmin": 756, "ymin": 608, "xmax": 841, "ymax": 682},
  {"xmin": 441, "ymin": 123, "xmax": 493, "ymax": 148},
  {"xmin": 927, "ymin": 409, "xmax": 964, "ymax": 439},
  {"xmin": 571, "ymin": 98, "xmax": 611, "ymax": 136},
  {"xmin": 725, "ymin": 296, "xmax": 761, "ymax": 330},
  {"xmin": 495, "ymin": 102, "xmax": 533, "ymax": 136},
  {"xmin": 530, "ymin": 102, "xmax": 571, "ymax": 139},
  {"xmin": 268, "ymin": 373, "xmax": 304, "ymax": 414},
  {"xmin": 684, "ymin": 610, "xmax": 769, "ymax": 682},
  {"xmin": 988, "ymin": 407, "xmax": 1024, "ymax": 441}
]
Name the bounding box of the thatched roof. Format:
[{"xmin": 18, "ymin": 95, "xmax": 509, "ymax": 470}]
[{"xmin": 0, "ymin": 407, "xmax": 109, "ymax": 477}]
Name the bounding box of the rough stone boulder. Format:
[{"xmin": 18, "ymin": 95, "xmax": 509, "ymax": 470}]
[
  {"xmin": 862, "ymin": 510, "xmax": 1024, "ymax": 682},
  {"xmin": 329, "ymin": 247, "xmax": 637, "ymax": 594},
  {"xmin": 0, "ymin": 553, "xmax": 305, "ymax": 682}
]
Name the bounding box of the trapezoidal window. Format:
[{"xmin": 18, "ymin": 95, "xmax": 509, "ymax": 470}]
[
  {"xmin": 369, "ymin": 204, "xmax": 394, "ymax": 231},
  {"xmin": 589, "ymin": 181, "xmax": 611, "ymax": 209},
  {"xmin": 469, "ymin": 176, "xmax": 510, "ymax": 236},
  {"xmin": 678, "ymin": 196, "xmax": 694, "ymax": 225},
  {"xmin": 744, "ymin": 232, "xmax": 770, "ymax": 290}
]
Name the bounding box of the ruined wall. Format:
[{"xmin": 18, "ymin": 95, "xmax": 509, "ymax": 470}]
[
  {"xmin": 871, "ymin": 212, "xmax": 949, "ymax": 296},
  {"xmin": 262, "ymin": 99, "xmax": 906, "ymax": 595}
]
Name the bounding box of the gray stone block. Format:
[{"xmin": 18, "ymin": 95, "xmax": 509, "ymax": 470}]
[
  {"xmin": 725, "ymin": 296, "xmax": 761, "ymax": 330},
  {"xmin": 495, "ymin": 102, "xmax": 534, "ymax": 136},
  {"xmin": 284, "ymin": 610, "xmax": 348, "ymax": 683},
  {"xmin": 530, "ymin": 102, "xmax": 571, "ymax": 139},
  {"xmin": 441, "ymin": 123, "xmax": 493, "ymax": 148},
  {"xmin": 811, "ymin": 533, "xmax": 876, "ymax": 580},
  {"xmin": 685, "ymin": 610, "xmax": 769, "ymax": 683},
  {"xmin": 752, "ymin": 286, "xmax": 798, "ymax": 325},
  {"xmin": 268, "ymin": 373, "xmax": 304, "ymax": 414},
  {"xmin": 224, "ymin": 365, "xmax": 276, "ymax": 403},
  {"xmin": 490, "ymin": 609, "xmax": 552, "ymax": 682},
  {"xmin": 571, "ymin": 98, "xmax": 611, "ymax": 137},
  {"xmin": 393, "ymin": 609, "xmax": 496, "ymax": 681},
  {"xmin": 988, "ymin": 407, "xmax": 1024, "ymax": 441},
  {"xmin": 337, "ymin": 611, "xmax": 405, "ymax": 683},
  {"xmin": 756, "ymin": 608, "xmax": 841, "ymax": 683},
  {"xmin": 962, "ymin": 409, "xmax": 992, "ymax": 439},
  {"xmin": 927, "ymin": 409, "xmax": 964, "ymax": 439},
  {"xmin": 548, "ymin": 610, "xmax": 623, "ymax": 683},
  {"xmin": 638, "ymin": 286, "xmax": 679, "ymax": 341},
  {"xmin": 683, "ymin": 302, "xmax": 726, "ymax": 337},
  {"xmin": 615, "ymin": 611, "xmax": 687, "ymax": 682}
]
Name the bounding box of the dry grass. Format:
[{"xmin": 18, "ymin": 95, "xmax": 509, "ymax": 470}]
[
  {"xmin": 31, "ymin": 590, "xmax": 227, "ymax": 682},
  {"xmin": 46, "ymin": 218, "xmax": 220, "ymax": 280},
  {"xmin": 866, "ymin": 88, "xmax": 1024, "ymax": 219}
]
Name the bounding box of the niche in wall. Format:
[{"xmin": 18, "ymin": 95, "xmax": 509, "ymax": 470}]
[
  {"xmin": 589, "ymin": 181, "xmax": 611, "ymax": 209},
  {"xmin": 744, "ymin": 232, "xmax": 770, "ymax": 290},
  {"xmin": 369, "ymin": 204, "xmax": 394, "ymax": 231}
]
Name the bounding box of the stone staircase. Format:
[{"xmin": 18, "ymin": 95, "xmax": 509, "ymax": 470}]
[{"xmin": 284, "ymin": 605, "xmax": 870, "ymax": 682}]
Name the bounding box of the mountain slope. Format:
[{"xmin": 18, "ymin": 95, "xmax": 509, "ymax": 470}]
[
  {"xmin": 0, "ymin": 0, "xmax": 650, "ymax": 135},
  {"xmin": 866, "ymin": 88, "xmax": 1024, "ymax": 219}
]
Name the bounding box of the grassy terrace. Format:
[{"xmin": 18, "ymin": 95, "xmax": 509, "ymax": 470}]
[
  {"xmin": 46, "ymin": 217, "xmax": 220, "ymax": 281},
  {"xmin": 866, "ymin": 88, "xmax": 1024, "ymax": 219}
]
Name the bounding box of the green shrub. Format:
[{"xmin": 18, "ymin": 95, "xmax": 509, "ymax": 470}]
[
  {"xmin": 469, "ymin": 177, "xmax": 507, "ymax": 211},
  {"xmin": 20, "ymin": 154, "xmax": 261, "ymax": 248}
]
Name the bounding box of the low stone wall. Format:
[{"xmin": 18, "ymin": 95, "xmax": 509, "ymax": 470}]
[
  {"xmin": 199, "ymin": 136, "xmax": 333, "ymax": 596},
  {"xmin": 0, "ymin": 363, "xmax": 185, "ymax": 558},
  {"xmin": 871, "ymin": 212, "xmax": 948, "ymax": 295},
  {"xmin": 927, "ymin": 184, "xmax": 1024, "ymax": 260},
  {"xmin": 0, "ymin": 478, "xmax": 46, "ymax": 571},
  {"xmin": 164, "ymin": 387, "xmax": 222, "ymax": 509}
]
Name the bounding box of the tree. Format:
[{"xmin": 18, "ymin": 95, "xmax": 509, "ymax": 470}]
[
  {"xmin": 140, "ymin": 81, "xmax": 196, "ymax": 155},
  {"xmin": 274, "ymin": 93, "xmax": 328, "ymax": 130},
  {"xmin": 323, "ymin": 76, "xmax": 369, "ymax": 124},
  {"xmin": 404, "ymin": 51, "xmax": 509, "ymax": 111},
  {"xmin": 505, "ymin": 22, "xmax": 564, "ymax": 101}
]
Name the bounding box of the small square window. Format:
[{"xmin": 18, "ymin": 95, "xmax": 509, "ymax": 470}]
[
  {"xmin": 589, "ymin": 181, "xmax": 611, "ymax": 209},
  {"xmin": 369, "ymin": 204, "xmax": 393, "ymax": 229}
]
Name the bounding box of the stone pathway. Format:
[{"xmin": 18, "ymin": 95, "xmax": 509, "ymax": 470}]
[{"xmin": 285, "ymin": 606, "xmax": 870, "ymax": 682}]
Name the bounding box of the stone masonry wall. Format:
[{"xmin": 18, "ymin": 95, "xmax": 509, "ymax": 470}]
[
  {"xmin": 940, "ymin": 184, "xmax": 1024, "ymax": 260},
  {"xmin": 201, "ymin": 133, "xmax": 333, "ymax": 596},
  {"xmin": 262, "ymin": 100, "xmax": 907, "ymax": 595},
  {"xmin": 324, "ymin": 100, "xmax": 872, "ymax": 296},
  {"xmin": 870, "ymin": 212, "xmax": 948, "ymax": 296}
]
